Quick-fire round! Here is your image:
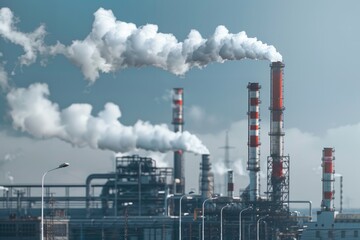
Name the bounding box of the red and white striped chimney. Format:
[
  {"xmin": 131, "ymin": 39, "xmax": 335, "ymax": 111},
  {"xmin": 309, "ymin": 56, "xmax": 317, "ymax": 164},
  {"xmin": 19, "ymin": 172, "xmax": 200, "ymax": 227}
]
[
  {"xmin": 247, "ymin": 82, "xmax": 261, "ymax": 201},
  {"xmin": 321, "ymin": 147, "xmax": 335, "ymax": 211},
  {"xmin": 227, "ymin": 170, "xmax": 234, "ymax": 198},
  {"xmin": 172, "ymin": 88, "xmax": 184, "ymax": 194}
]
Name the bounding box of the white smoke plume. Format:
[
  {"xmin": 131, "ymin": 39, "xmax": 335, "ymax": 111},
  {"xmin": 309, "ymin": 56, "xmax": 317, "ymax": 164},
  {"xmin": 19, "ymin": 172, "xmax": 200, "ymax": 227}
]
[
  {"xmin": 0, "ymin": 152, "xmax": 17, "ymax": 183},
  {"xmin": 0, "ymin": 8, "xmax": 47, "ymax": 66},
  {"xmin": 0, "ymin": 62, "xmax": 8, "ymax": 90},
  {"xmin": 0, "ymin": 7, "xmax": 282, "ymax": 82},
  {"xmin": 6, "ymin": 83, "xmax": 209, "ymax": 155},
  {"xmin": 213, "ymin": 161, "xmax": 228, "ymax": 175},
  {"xmin": 6, "ymin": 172, "xmax": 13, "ymax": 184}
]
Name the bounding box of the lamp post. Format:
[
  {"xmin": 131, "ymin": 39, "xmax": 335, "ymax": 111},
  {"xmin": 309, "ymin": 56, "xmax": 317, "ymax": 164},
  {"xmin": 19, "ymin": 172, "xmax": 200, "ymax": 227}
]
[
  {"xmin": 165, "ymin": 194, "xmax": 174, "ymax": 216},
  {"xmin": 256, "ymin": 215, "xmax": 269, "ymax": 240},
  {"xmin": 179, "ymin": 192, "xmax": 194, "ymax": 240},
  {"xmin": 41, "ymin": 163, "xmax": 69, "ymax": 240},
  {"xmin": 239, "ymin": 206, "xmax": 252, "ymax": 240},
  {"xmin": 124, "ymin": 202, "xmax": 133, "ymax": 240},
  {"xmin": 221, "ymin": 204, "xmax": 231, "ymax": 240},
  {"xmin": 202, "ymin": 197, "xmax": 217, "ymax": 240}
]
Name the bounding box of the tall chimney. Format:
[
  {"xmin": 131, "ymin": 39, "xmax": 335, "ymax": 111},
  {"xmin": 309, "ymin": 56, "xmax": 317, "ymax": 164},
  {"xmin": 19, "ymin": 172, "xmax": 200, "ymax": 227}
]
[
  {"xmin": 321, "ymin": 147, "xmax": 335, "ymax": 211},
  {"xmin": 172, "ymin": 88, "xmax": 184, "ymax": 194},
  {"xmin": 268, "ymin": 61, "xmax": 289, "ymax": 205},
  {"xmin": 200, "ymin": 154, "xmax": 214, "ymax": 199},
  {"xmin": 247, "ymin": 82, "xmax": 261, "ymax": 202},
  {"xmin": 227, "ymin": 170, "xmax": 234, "ymax": 198}
]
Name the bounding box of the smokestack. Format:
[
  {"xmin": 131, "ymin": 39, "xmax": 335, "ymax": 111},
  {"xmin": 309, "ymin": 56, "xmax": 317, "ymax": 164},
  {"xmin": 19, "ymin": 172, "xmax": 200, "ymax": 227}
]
[
  {"xmin": 227, "ymin": 170, "xmax": 234, "ymax": 198},
  {"xmin": 200, "ymin": 154, "xmax": 214, "ymax": 199},
  {"xmin": 172, "ymin": 88, "xmax": 184, "ymax": 194},
  {"xmin": 247, "ymin": 82, "xmax": 261, "ymax": 202},
  {"xmin": 220, "ymin": 131, "xmax": 234, "ymax": 196},
  {"xmin": 321, "ymin": 147, "xmax": 335, "ymax": 211},
  {"xmin": 268, "ymin": 61, "xmax": 289, "ymax": 205}
]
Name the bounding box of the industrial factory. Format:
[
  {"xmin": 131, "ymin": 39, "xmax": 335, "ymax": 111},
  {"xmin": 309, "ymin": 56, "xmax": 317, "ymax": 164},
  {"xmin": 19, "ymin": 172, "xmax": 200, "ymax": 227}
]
[{"xmin": 0, "ymin": 62, "xmax": 358, "ymax": 240}]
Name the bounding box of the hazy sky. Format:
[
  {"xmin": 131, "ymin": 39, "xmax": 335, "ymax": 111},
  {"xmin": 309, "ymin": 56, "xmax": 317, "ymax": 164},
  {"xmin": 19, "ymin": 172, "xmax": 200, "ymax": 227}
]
[{"xmin": 1, "ymin": 1, "xmax": 360, "ymax": 209}]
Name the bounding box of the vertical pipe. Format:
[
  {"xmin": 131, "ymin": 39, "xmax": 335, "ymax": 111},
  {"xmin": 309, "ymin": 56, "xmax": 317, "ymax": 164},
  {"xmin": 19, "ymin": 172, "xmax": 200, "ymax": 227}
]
[
  {"xmin": 269, "ymin": 62, "xmax": 285, "ymax": 203},
  {"xmin": 200, "ymin": 154, "xmax": 214, "ymax": 199},
  {"xmin": 227, "ymin": 170, "xmax": 234, "ymax": 198},
  {"xmin": 172, "ymin": 88, "xmax": 185, "ymax": 194},
  {"xmin": 247, "ymin": 82, "xmax": 261, "ymax": 201},
  {"xmin": 321, "ymin": 147, "xmax": 335, "ymax": 211}
]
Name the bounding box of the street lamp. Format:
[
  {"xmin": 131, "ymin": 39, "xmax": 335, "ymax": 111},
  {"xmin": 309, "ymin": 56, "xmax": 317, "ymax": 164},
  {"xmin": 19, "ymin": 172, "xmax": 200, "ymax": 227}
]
[
  {"xmin": 41, "ymin": 163, "xmax": 69, "ymax": 240},
  {"xmin": 165, "ymin": 194, "xmax": 174, "ymax": 216},
  {"xmin": 221, "ymin": 204, "xmax": 231, "ymax": 240},
  {"xmin": 124, "ymin": 202, "xmax": 133, "ymax": 240},
  {"xmin": 179, "ymin": 191, "xmax": 194, "ymax": 240},
  {"xmin": 202, "ymin": 197, "xmax": 217, "ymax": 240},
  {"xmin": 256, "ymin": 215, "xmax": 269, "ymax": 240},
  {"xmin": 239, "ymin": 206, "xmax": 252, "ymax": 240}
]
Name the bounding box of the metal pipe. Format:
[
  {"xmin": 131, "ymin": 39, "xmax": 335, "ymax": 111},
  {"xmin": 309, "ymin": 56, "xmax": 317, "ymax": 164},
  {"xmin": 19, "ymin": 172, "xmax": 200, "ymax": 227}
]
[
  {"xmin": 85, "ymin": 173, "xmax": 116, "ymax": 217},
  {"xmin": 256, "ymin": 215, "xmax": 268, "ymax": 240},
  {"xmin": 202, "ymin": 197, "xmax": 217, "ymax": 240},
  {"xmin": 138, "ymin": 161, "xmax": 142, "ymax": 216},
  {"xmin": 221, "ymin": 204, "xmax": 230, "ymax": 240},
  {"xmin": 179, "ymin": 193, "xmax": 193, "ymax": 240},
  {"xmin": 239, "ymin": 207, "xmax": 252, "ymax": 240}
]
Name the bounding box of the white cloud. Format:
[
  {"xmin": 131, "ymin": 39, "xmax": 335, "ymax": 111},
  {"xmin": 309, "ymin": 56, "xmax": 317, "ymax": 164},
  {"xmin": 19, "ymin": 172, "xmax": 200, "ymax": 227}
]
[
  {"xmin": 186, "ymin": 105, "xmax": 220, "ymax": 132},
  {"xmin": 187, "ymin": 105, "xmax": 205, "ymax": 123},
  {"xmin": 0, "ymin": 131, "xmax": 113, "ymax": 184}
]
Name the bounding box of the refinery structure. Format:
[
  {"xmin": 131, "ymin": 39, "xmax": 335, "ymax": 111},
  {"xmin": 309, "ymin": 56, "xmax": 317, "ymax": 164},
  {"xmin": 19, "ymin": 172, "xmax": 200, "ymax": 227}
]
[{"xmin": 0, "ymin": 62, "xmax": 358, "ymax": 240}]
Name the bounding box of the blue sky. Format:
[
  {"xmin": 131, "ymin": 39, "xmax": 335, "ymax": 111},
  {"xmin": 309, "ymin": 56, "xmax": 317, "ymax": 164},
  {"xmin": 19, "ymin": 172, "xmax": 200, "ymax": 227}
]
[{"xmin": 1, "ymin": 1, "xmax": 360, "ymax": 209}]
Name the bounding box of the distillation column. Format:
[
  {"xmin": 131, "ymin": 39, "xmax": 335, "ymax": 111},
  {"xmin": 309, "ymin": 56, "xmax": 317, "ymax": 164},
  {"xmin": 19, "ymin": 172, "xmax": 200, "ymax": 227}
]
[
  {"xmin": 321, "ymin": 147, "xmax": 335, "ymax": 211},
  {"xmin": 200, "ymin": 154, "xmax": 214, "ymax": 199},
  {"xmin": 172, "ymin": 88, "xmax": 185, "ymax": 194},
  {"xmin": 247, "ymin": 82, "xmax": 261, "ymax": 202}
]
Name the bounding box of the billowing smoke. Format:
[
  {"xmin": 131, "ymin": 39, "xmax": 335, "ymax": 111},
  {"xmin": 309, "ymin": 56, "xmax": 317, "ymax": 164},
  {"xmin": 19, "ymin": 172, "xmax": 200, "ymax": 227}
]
[
  {"xmin": 0, "ymin": 8, "xmax": 47, "ymax": 66},
  {"xmin": 6, "ymin": 83, "xmax": 209, "ymax": 155},
  {"xmin": 213, "ymin": 158, "xmax": 246, "ymax": 176},
  {"xmin": 0, "ymin": 53, "xmax": 9, "ymax": 90},
  {"xmin": 0, "ymin": 7, "xmax": 282, "ymax": 82}
]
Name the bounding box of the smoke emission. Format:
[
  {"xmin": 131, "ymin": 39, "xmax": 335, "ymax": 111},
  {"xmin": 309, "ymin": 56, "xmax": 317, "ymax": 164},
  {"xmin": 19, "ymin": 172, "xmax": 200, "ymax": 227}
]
[
  {"xmin": 0, "ymin": 7, "xmax": 282, "ymax": 82},
  {"xmin": 0, "ymin": 7, "xmax": 283, "ymax": 156},
  {"xmin": 0, "ymin": 8, "xmax": 46, "ymax": 66},
  {"xmin": 6, "ymin": 83, "xmax": 209, "ymax": 155}
]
